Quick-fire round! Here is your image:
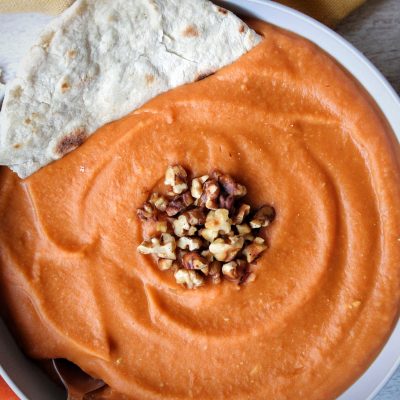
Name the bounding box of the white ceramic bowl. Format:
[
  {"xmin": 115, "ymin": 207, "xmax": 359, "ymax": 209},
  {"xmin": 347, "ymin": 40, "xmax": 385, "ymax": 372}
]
[{"xmin": 1, "ymin": 1, "xmax": 399, "ymax": 399}]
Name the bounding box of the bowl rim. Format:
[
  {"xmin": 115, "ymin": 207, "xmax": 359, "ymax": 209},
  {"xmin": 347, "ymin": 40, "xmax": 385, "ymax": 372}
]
[{"xmin": 1, "ymin": 1, "xmax": 400, "ymax": 399}]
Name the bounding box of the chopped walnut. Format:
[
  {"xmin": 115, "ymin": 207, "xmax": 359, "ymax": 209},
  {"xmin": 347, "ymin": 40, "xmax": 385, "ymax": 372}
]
[
  {"xmin": 250, "ymin": 205, "xmax": 276, "ymax": 229},
  {"xmin": 236, "ymin": 223, "xmax": 251, "ymax": 235},
  {"xmin": 165, "ymin": 165, "xmax": 188, "ymax": 194},
  {"xmin": 173, "ymin": 215, "xmax": 197, "ymax": 237},
  {"xmin": 137, "ymin": 233, "xmax": 176, "ymax": 260},
  {"xmin": 209, "ymin": 236, "xmax": 244, "ymax": 262},
  {"xmin": 242, "ymin": 237, "xmax": 267, "ymax": 263},
  {"xmin": 191, "ymin": 175, "xmax": 209, "ymax": 199},
  {"xmin": 198, "ymin": 179, "xmax": 220, "ymax": 209},
  {"xmin": 232, "ymin": 203, "xmax": 250, "ymax": 225},
  {"xmin": 201, "ymin": 249, "xmax": 214, "ymax": 263},
  {"xmin": 149, "ymin": 192, "xmax": 168, "ymax": 212},
  {"xmin": 174, "ymin": 269, "xmax": 205, "ymax": 289},
  {"xmin": 177, "ymin": 236, "xmax": 203, "ymax": 251},
  {"xmin": 205, "ymin": 209, "xmax": 232, "ymax": 236},
  {"xmin": 137, "ymin": 165, "xmax": 275, "ymax": 289},
  {"xmin": 182, "ymin": 252, "xmax": 209, "ymax": 274},
  {"xmin": 166, "ymin": 192, "xmax": 194, "ymax": 216},
  {"xmin": 199, "ymin": 228, "xmax": 219, "ymax": 243},
  {"xmin": 137, "ymin": 202, "xmax": 157, "ymax": 220},
  {"xmin": 156, "ymin": 220, "xmax": 168, "ymax": 233},
  {"xmin": 158, "ymin": 259, "xmax": 174, "ymax": 271},
  {"xmin": 209, "ymin": 260, "xmax": 222, "ymax": 284},
  {"xmin": 214, "ymin": 171, "xmax": 247, "ymax": 198},
  {"xmin": 183, "ymin": 208, "xmax": 206, "ymax": 225},
  {"xmin": 219, "ymin": 193, "xmax": 235, "ymax": 211}
]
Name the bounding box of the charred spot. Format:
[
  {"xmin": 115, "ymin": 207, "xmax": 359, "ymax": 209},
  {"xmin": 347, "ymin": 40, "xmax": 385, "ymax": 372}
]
[
  {"xmin": 239, "ymin": 24, "xmax": 245, "ymax": 33},
  {"xmin": 61, "ymin": 82, "xmax": 70, "ymax": 92},
  {"xmin": 218, "ymin": 7, "xmax": 228, "ymax": 15},
  {"xmin": 56, "ymin": 129, "xmax": 86, "ymax": 156},
  {"xmin": 195, "ymin": 71, "xmax": 215, "ymax": 81},
  {"xmin": 182, "ymin": 25, "xmax": 199, "ymax": 37},
  {"xmin": 67, "ymin": 50, "xmax": 77, "ymax": 59},
  {"xmin": 13, "ymin": 143, "xmax": 21, "ymax": 149}
]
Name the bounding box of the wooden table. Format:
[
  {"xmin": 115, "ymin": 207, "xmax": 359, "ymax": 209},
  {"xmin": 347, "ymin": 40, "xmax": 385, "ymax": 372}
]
[{"xmin": 337, "ymin": 2, "xmax": 400, "ymax": 398}]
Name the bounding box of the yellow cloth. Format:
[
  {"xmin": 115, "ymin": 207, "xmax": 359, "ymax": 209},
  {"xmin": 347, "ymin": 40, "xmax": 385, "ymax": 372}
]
[{"xmin": 0, "ymin": 0, "xmax": 366, "ymax": 26}]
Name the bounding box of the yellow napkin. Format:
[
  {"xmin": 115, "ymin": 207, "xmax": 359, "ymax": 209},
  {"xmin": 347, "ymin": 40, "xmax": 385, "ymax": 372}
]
[{"xmin": 0, "ymin": 0, "xmax": 366, "ymax": 26}]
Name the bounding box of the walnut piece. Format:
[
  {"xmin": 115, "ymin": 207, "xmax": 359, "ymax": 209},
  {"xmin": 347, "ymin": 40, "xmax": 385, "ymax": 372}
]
[
  {"xmin": 173, "ymin": 215, "xmax": 197, "ymax": 237},
  {"xmin": 214, "ymin": 171, "xmax": 247, "ymax": 198},
  {"xmin": 205, "ymin": 209, "xmax": 232, "ymax": 236},
  {"xmin": 198, "ymin": 179, "xmax": 220, "ymax": 209},
  {"xmin": 209, "ymin": 236, "xmax": 244, "ymax": 262},
  {"xmin": 183, "ymin": 208, "xmax": 206, "ymax": 226},
  {"xmin": 191, "ymin": 175, "xmax": 209, "ymax": 199},
  {"xmin": 182, "ymin": 252, "xmax": 209, "ymax": 274},
  {"xmin": 250, "ymin": 205, "xmax": 276, "ymax": 229},
  {"xmin": 209, "ymin": 260, "xmax": 222, "ymax": 284},
  {"xmin": 137, "ymin": 202, "xmax": 157, "ymax": 221},
  {"xmin": 232, "ymin": 203, "xmax": 250, "ymax": 225},
  {"xmin": 242, "ymin": 237, "xmax": 267, "ymax": 263},
  {"xmin": 149, "ymin": 192, "xmax": 168, "ymax": 212},
  {"xmin": 158, "ymin": 259, "xmax": 174, "ymax": 271},
  {"xmin": 165, "ymin": 165, "xmax": 188, "ymax": 194},
  {"xmin": 166, "ymin": 192, "xmax": 194, "ymax": 216},
  {"xmin": 178, "ymin": 237, "xmax": 203, "ymax": 251},
  {"xmin": 137, "ymin": 233, "xmax": 176, "ymax": 260},
  {"xmin": 174, "ymin": 269, "xmax": 205, "ymax": 289}
]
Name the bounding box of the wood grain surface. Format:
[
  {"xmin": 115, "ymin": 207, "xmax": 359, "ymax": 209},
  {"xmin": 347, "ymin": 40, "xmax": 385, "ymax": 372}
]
[{"xmin": 337, "ymin": 2, "xmax": 400, "ymax": 399}]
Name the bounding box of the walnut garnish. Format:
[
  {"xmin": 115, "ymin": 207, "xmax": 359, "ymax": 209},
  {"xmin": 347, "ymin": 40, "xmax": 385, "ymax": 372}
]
[
  {"xmin": 205, "ymin": 209, "xmax": 232, "ymax": 236},
  {"xmin": 137, "ymin": 233, "xmax": 176, "ymax": 260},
  {"xmin": 136, "ymin": 165, "xmax": 275, "ymax": 289},
  {"xmin": 173, "ymin": 215, "xmax": 197, "ymax": 237},
  {"xmin": 165, "ymin": 165, "xmax": 188, "ymax": 194},
  {"xmin": 214, "ymin": 171, "xmax": 247, "ymax": 198},
  {"xmin": 242, "ymin": 237, "xmax": 267, "ymax": 263},
  {"xmin": 182, "ymin": 252, "xmax": 209, "ymax": 275},
  {"xmin": 149, "ymin": 192, "xmax": 168, "ymax": 212},
  {"xmin": 191, "ymin": 175, "xmax": 209, "ymax": 199},
  {"xmin": 209, "ymin": 236, "xmax": 244, "ymax": 262},
  {"xmin": 249, "ymin": 205, "xmax": 276, "ymax": 229},
  {"xmin": 198, "ymin": 179, "xmax": 220, "ymax": 209},
  {"xmin": 166, "ymin": 192, "xmax": 194, "ymax": 216},
  {"xmin": 174, "ymin": 269, "xmax": 205, "ymax": 289},
  {"xmin": 137, "ymin": 202, "xmax": 157, "ymax": 221},
  {"xmin": 232, "ymin": 203, "xmax": 250, "ymax": 224},
  {"xmin": 177, "ymin": 236, "xmax": 203, "ymax": 251},
  {"xmin": 209, "ymin": 260, "xmax": 222, "ymax": 284},
  {"xmin": 183, "ymin": 208, "xmax": 206, "ymax": 225},
  {"xmin": 158, "ymin": 259, "xmax": 174, "ymax": 271}
]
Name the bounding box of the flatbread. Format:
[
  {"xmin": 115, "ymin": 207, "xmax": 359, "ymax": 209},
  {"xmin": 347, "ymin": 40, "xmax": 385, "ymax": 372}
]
[
  {"xmin": 0, "ymin": 0, "xmax": 261, "ymax": 178},
  {"xmin": 0, "ymin": 69, "xmax": 5, "ymax": 106}
]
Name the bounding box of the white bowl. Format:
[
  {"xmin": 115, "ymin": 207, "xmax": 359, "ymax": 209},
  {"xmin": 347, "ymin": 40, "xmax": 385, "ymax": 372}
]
[{"xmin": 1, "ymin": 1, "xmax": 399, "ymax": 399}]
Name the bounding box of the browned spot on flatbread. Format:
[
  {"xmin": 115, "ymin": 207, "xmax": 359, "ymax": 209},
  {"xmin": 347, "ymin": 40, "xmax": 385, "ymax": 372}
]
[
  {"xmin": 24, "ymin": 118, "xmax": 31, "ymax": 125},
  {"xmin": 67, "ymin": 50, "xmax": 77, "ymax": 59},
  {"xmin": 13, "ymin": 143, "xmax": 21, "ymax": 149},
  {"xmin": 61, "ymin": 82, "xmax": 70, "ymax": 92},
  {"xmin": 183, "ymin": 25, "xmax": 199, "ymax": 37},
  {"xmin": 218, "ymin": 7, "xmax": 228, "ymax": 15},
  {"xmin": 195, "ymin": 71, "xmax": 215, "ymax": 81},
  {"xmin": 239, "ymin": 24, "xmax": 245, "ymax": 33},
  {"xmin": 145, "ymin": 74, "xmax": 155, "ymax": 85},
  {"xmin": 56, "ymin": 129, "xmax": 87, "ymax": 156}
]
